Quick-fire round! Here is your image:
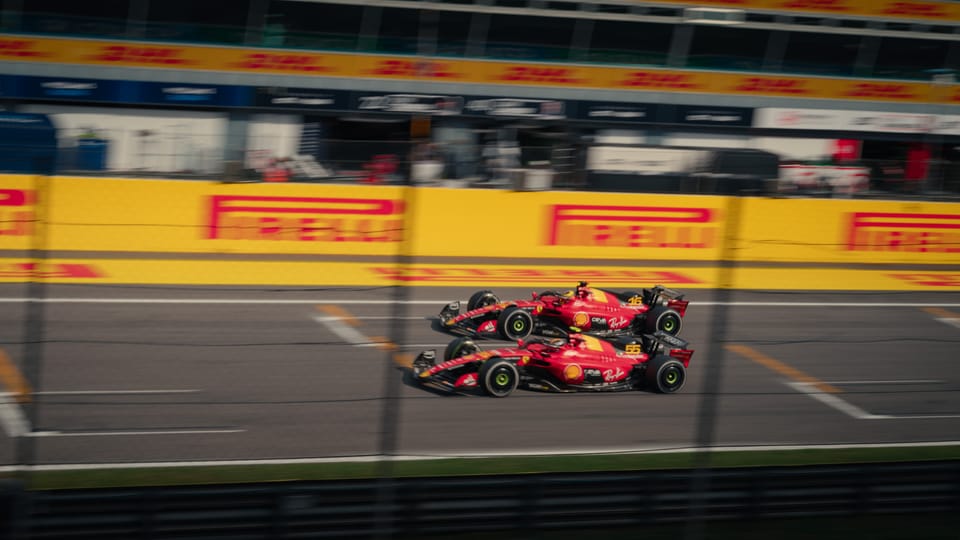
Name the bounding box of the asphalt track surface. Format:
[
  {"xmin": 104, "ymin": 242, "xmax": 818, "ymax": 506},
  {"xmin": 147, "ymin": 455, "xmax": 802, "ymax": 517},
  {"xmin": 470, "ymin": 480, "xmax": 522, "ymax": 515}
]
[{"xmin": 1, "ymin": 283, "xmax": 959, "ymax": 467}]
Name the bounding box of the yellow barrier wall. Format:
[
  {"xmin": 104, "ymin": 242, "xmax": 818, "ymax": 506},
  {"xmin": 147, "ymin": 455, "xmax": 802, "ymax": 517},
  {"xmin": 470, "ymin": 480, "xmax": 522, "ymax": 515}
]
[{"xmin": 2, "ymin": 176, "xmax": 959, "ymax": 264}]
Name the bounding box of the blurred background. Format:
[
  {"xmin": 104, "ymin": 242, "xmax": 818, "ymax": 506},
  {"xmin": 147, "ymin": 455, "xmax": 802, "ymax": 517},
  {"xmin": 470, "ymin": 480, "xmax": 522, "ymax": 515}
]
[
  {"xmin": 2, "ymin": 1, "xmax": 960, "ymax": 539},
  {"xmin": 0, "ymin": 0, "xmax": 959, "ymax": 197}
]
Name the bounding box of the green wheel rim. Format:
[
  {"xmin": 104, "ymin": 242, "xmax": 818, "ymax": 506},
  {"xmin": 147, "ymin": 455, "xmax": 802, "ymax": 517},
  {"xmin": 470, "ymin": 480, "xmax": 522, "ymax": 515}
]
[
  {"xmin": 513, "ymin": 319, "xmax": 526, "ymax": 332},
  {"xmin": 662, "ymin": 317, "xmax": 677, "ymax": 332},
  {"xmin": 495, "ymin": 372, "xmax": 510, "ymax": 386},
  {"xmin": 665, "ymin": 370, "xmax": 679, "ymax": 385}
]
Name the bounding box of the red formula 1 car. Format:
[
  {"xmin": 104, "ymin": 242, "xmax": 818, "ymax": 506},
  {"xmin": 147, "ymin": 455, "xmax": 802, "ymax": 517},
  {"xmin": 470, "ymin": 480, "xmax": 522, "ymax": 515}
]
[
  {"xmin": 412, "ymin": 331, "xmax": 693, "ymax": 397},
  {"xmin": 438, "ymin": 282, "xmax": 688, "ymax": 341}
]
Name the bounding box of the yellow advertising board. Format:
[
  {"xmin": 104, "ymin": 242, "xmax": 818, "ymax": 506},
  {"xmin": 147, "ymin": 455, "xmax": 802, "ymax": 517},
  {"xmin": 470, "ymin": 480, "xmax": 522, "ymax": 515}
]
[
  {"xmin": 644, "ymin": 0, "xmax": 960, "ymax": 22},
  {"xmin": 736, "ymin": 197, "xmax": 960, "ymax": 264},
  {"xmin": 0, "ymin": 35, "xmax": 953, "ymax": 104},
  {"xmin": 39, "ymin": 177, "xmax": 408, "ymax": 255},
  {"xmin": 3, "ymin": 176, "xmax": 960, "ymax": 266},
  {"xmin": 413, "ymin": 188, "xmax": 725, "ymax": 261}
]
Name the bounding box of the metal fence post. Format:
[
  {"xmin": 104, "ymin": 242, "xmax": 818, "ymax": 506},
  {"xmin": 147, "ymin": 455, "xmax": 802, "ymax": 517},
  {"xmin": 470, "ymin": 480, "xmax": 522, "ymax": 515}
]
[{"xmin": 684, "ymin": 194, "xmax": 746, "ymax": 540}]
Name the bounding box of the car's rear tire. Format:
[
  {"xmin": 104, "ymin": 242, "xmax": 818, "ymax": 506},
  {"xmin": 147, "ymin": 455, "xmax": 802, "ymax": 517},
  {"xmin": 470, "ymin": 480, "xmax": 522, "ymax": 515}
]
[
  {"xmin": 645, "ymin": 305, "xmax": 683, "ymax": 335},
  {"xmin": 498, "ymin": 306, "xmax": 534, "ymax": 340},
  {"xmin": 479, "ymin": 357, "xmax": 519, "ymax": 398},
  {"xmin": 444, "ymin": 337, "xmax": 481, "ymax": 361},
  {"xmin": 645, "ymin": 355, "xmax": 686, "ymax": 393},
  {"xmin": 468, "ymin": 290, "xmax": 499, "ymax": 312}
]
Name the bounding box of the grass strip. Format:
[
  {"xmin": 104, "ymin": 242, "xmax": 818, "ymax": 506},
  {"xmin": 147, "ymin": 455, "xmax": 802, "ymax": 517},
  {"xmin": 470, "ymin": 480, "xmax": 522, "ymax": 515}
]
[{"xmin": 7, "ymin": 444, "xmax": 960, "ymax": 490}]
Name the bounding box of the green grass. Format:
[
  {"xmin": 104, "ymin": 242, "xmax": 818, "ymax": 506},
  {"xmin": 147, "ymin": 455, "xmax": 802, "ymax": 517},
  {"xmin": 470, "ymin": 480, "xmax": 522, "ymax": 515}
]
[{"xmin": 5, "ymin": 444, "xmax": 959, "ymax": 490}]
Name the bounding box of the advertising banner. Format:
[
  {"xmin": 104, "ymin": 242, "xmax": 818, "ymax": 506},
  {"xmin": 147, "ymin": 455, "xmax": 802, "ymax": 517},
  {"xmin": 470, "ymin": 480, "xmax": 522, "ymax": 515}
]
[
  {"xmin": 1, "ymin": 35, "xmax": 953, "ymax": 105},
  {"xmin": 736, "ymin": 197, "xmax": 960, "ymax": 264},
  {"xmin": 755, "ymin": 108, "xmax": 937, "ymax": 133},
  {"xmin": 646, "ymin": 0, "xmax": 960, "ymax": 22},
  {"xmin": 254, "ymin": 86, "xmax": 349, "ymax": 110},
  {"xmin": 43, "ymin": 177, "xmax": 408, "ymax": 256},
  {"xmin": 4, "ymin": 176, "xmax": 960, "ymax": 267}
]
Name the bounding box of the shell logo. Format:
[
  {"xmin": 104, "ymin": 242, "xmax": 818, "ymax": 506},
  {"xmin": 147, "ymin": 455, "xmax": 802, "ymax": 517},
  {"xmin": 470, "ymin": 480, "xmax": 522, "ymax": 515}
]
[
  {"xmin": 573, "ymin": 312, "xmax": 589, "ymax": 327},
  {"xmin": 563, "ymin": 363, "xmax": 583, "ymax": 382}
]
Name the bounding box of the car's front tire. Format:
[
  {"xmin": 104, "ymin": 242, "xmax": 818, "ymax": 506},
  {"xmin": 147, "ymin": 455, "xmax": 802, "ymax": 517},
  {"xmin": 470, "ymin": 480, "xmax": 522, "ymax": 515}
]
[
  {"xmin": 444, "ymin": 337, "xmax": 481, "ymax": 361},
  {"xmin": 467, "ymin": 290, "xmax": 499, "ymax": 312},
  {"xmin": 479, "ymin": 357, "xmax": 519, "ymax": 398}
]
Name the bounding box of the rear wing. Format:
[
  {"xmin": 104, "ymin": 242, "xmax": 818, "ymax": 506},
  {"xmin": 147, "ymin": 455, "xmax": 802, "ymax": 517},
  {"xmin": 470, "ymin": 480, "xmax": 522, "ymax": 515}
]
[
  {"xmin": 644, "ymin": 285, "xmax": 689, "ymax": 317},
  {"xmin": 641, "ymin": 331, "xmax": 694, "ymax": 366}
]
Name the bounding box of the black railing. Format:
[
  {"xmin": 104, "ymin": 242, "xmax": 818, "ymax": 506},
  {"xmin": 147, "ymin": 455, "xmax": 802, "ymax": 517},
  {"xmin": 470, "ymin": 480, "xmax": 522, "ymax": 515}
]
[{"xmin": 5, "ymin": 460, "xmax": 959, "ymax": 539}]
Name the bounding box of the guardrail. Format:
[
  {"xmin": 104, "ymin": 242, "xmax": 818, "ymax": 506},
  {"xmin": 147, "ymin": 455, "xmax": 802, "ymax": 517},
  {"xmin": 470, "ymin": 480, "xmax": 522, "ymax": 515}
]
[{"xmin": 4, "ymin": 460, "xmax": 959, "ymax": 539}]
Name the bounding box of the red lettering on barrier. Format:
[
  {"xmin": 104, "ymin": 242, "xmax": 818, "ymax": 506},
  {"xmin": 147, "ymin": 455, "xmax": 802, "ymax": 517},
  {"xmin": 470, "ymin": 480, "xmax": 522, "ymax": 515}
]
[
  {"xmin": 735, "ymin": 77, "xmax": 809, "ymax": 95},
  {"xmin": 370, "ymin": 59, "xmax": 458, "ymax": 78},
  {"xmin": 619, "ymin": 72, "xmax": 697, "ymax": 89},
  {"xmin": 0, "ymin": 38, "xmax": 44, "ymax": 58},
  {"xmin": 546, "ymin": 205, "xmax": 718, "ymax": 249},
  {"xmin": 499, "ymin": 66, "xmax": 580, "ymax": 84},
  {"xmin": 882, "ymin": 2, "xmax": 949, "ymax": 18},
  {"xmin": 0, "ymin": 262, "xmax": 103, "ymax": 279},
  {"xmin": 92, "ymin": 45, "xmax": 189, "ymax": 65},
  {"xmin": 0, "ymin": 189, "xmax": 36, "ymax": 237},
  {"xmin": 845, "ymin": 83, "xmax": 916, "ymax": 100},
  {"xmin": 206, "ymin": 195, "xmax": 405, "ymax": 242},
  {"xmin": 370, "ymin": 267, "xmax": 701, "ymax": 284},
  {"xmin": 845, "ymin": 212, "xmax": 960, "ymax": 253},
  {"xmin": 889, "ymin": 273, "xmax": 960, "ymax": 287},
  {"xmin": 236, "ymin": 53, "xmax": 331, "ymax": 73},
  {"xmin": 783, "ymin": 0, "xmax": 852, "ymax": 11}
]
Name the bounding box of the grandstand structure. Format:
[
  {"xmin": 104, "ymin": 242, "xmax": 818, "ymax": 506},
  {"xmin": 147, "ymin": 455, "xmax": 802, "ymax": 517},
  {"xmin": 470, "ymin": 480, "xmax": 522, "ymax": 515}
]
[{"xmin": 1, "ymin": 0, "xmax": 959, "ymax": 192}]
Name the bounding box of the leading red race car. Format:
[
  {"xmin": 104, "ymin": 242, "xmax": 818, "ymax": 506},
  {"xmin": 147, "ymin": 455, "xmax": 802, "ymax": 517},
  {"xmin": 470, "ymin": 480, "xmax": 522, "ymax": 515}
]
[
  {"xmin": 412, "ymin": 331, "xmax": 693, "ymax": 397},
  {"xmin": 438, "ymin": 282, "xmax": 688, "ymax": 341}
]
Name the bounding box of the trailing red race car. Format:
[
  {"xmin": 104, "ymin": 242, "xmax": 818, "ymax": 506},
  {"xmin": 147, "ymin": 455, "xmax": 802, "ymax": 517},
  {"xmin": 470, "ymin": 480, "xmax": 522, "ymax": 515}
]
[
  {"xmin": 412, "ymin": 331, "xmax": 693, "ymax": 397},
  {"xmin": 438, "ymin": 282, "xmax": 688, "ymax": 341}
]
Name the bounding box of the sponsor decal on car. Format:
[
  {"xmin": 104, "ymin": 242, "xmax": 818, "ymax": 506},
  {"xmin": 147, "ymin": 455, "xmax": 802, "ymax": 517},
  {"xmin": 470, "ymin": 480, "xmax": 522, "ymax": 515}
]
[
  {"xmin": 845, "ymin": 212, "xmax": 960, "ymax": 253},
  {"xmin": 562, "ymin": 364, "xmax": 583, "ymax": 382},
  {"xmin": 546, "ymin": 204, "xmax": 717, "ymax": 249},
  {"xmin": 573, "ymin": 312, "xmax": 590, "ymax": 327},
  {"xmin": 477, "ymin": 320, "xmax": 497, "ymax": 334},
  {"xmin": 602, "ymin": 367, "xmax": 625, "ymax": 382},
  {"xmin": 608, "ymin": 316, "xmax": 630, "ymax": 330},
  {"xmin": 206, "ymin": 195, "xmax": 404, "ymax": 242}
]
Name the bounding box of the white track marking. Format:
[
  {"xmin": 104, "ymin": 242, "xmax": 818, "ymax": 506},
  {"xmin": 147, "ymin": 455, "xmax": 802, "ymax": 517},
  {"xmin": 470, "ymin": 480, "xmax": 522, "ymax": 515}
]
[
  {"xmin": 26, "ymin": 429, "xmax": 244, "ymax": 437},
  {"xmin": 2, "ymin": 298, "xmax": 960, "ymax": 307},
  {"xmin": 2, "ymin": 440, "xmax": 960, "ymax": 472},
  {"xmin": 36, "ymin": 389, "xmax": 201, "ymax": 396},
  {"xmin": 786, "ymin": 381, "xmax": 960, "ymax": 420},
  {"xmin": 934, "ymin": 317, "xmax": 960, "ymax": 329},
  {"xmin": 0, "ymin": 392, "xmax": 30, "ymax": 438},
  {"xmin": 313, "ymin": 315, "xmax": 378, "ymax": 346},
  {"xmin": 823, "ymin": 380, "xmax": 947, "ymax": 385}
]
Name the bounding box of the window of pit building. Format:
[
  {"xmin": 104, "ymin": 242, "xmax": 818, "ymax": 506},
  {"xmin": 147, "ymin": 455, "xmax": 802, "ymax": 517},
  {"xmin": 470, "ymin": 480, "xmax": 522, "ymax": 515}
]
[
  {"xmin": 433, "ymin": 10, "xmax": 475, "ymax": 57},
  {"xmin": 145, "ymin": 0, "xmax": 249, "ymax": 44},
  {"xmin": 266, "ymin": 1, "xmax": 364, "ymax": 51},
  {"xmin": 873, "ymin": 37, "xmax": 952, "ymax": 80},
  {"xmin": 687, "ymin": 25, "xmax": 769, "ymax": 71},
  {"xmin": 781, "ymin": 31, "xmax": 863, "ymax": 77},
  {"xmin": 485, "ymin": 14, "xmax": 578, "ymax": 61},
  {"xmin": 587, "ymin": 20, "xmax": 673, "ymax": 66},
  {"xmin": 20, "ymin": 0, "xmax": 130, "ymax": 37},
  {"xmin": 374, "ymin": 8, "xmax": 425, "ymax": 54}
]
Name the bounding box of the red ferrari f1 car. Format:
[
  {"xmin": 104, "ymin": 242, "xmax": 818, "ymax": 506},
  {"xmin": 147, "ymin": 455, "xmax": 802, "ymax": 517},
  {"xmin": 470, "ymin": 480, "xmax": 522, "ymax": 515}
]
[
  {"xmin": 412, "ymin": 331, "xmax": 693, "ymax": 397},
  {"xmin": 438, "ymin": 282, "xmax": 688, "ymax": 341}
]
